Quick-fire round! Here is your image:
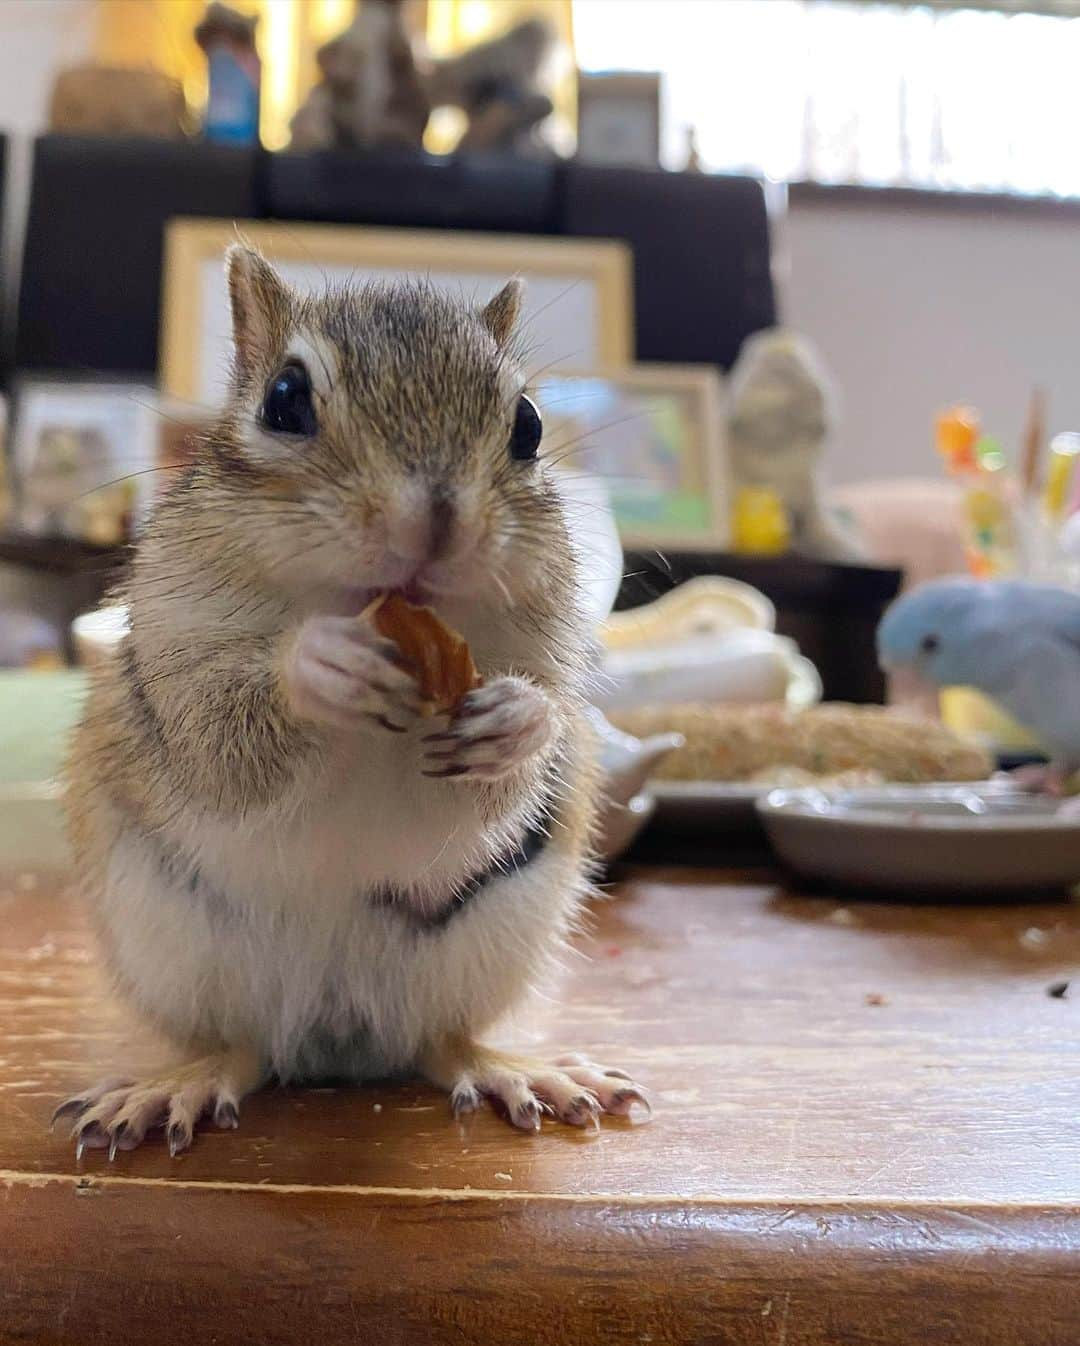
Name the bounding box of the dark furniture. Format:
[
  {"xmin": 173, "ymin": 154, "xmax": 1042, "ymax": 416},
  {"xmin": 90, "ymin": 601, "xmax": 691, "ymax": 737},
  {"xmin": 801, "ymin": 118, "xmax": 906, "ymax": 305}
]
[
  {"xmin": 560, "ymin": 163, "xmax": 775, "ymax": 371},
  {"xmin": 620, "ymin": 549, "xmax": 903, "ymax": 704},
  {"xmin": 262, "ymin": 147, "xmax": 561, "ymax": 234},
  {"xmin": 14, "ymin": 139, "xmax": 775, "ymax": 378},
  {"xmin": 16, "ymin": 136, "xmax": 258, "ymax": 376}
]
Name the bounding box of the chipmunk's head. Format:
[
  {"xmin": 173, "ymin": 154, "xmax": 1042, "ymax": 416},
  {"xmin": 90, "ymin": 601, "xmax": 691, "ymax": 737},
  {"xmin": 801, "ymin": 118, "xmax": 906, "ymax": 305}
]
[{"xmin": 186, "ymin": 245, "xmax": 576, "ymax": 620}]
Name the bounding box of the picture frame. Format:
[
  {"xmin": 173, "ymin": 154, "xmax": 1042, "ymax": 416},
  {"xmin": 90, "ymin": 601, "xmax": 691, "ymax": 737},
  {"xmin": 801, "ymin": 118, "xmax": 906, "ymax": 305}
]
[
  {"xmin": 576, "ymin": 71, "xmax": 662, "ymax": 169},
  {"xmin": 160, "ymin": 219, "xmax": 634, "ymax": 408},
  {"xmin": 10, "ymin": 377, "xmax": 160, "ymax": 544},
  {"xmin": 535, "ymin": 363, "xmax": 728, "ymax": 549}
]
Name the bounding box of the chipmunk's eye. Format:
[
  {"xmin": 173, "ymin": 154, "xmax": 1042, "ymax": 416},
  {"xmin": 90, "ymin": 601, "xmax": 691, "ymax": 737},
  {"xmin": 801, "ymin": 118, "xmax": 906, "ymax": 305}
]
[
  {"xmin": 920, "ymin": 633, "xmax": 941, "ymax": 655},
  {"xmin": 261, "ymin": 362, "xmax": 317, "ymax": 438},
  {"xmin": 508, "ymin": 394, "xmax": 542, "ymax": 462}
]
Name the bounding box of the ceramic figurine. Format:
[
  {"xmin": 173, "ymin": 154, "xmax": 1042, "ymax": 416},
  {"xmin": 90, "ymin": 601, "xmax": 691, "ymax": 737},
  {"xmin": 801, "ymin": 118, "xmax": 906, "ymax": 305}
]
[
  {"xmin": 586, "ymin": 708, "xmax": 684, "ymax": 860},
  {"xmin": 289, "ymin": 0, "xmax": 429, "ymax": 151},
  {"xmin": 195, "ymin": 2, "xmax": 261, "ymax": 146},
  {"xmin": 727, "ymin": 328, "xmax": 865, "ymax": 561},
  {"xmin": 425, "ymin": 18, "xmax": 557, "ymax": 157}
]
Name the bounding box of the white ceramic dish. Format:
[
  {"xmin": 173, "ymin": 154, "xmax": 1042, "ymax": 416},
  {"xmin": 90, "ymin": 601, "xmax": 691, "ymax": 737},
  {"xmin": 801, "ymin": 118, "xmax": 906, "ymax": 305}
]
[
  {"xmin": 650, "ymin": 774, "xmax": 988, "ymax": 833},
  {"xmin": 71, "ymin": 604, "xmax": 129, "ymax": 668},
  {"xmin": 756, "ymin": 782, "xmax": 1080, "ymax": 894}
]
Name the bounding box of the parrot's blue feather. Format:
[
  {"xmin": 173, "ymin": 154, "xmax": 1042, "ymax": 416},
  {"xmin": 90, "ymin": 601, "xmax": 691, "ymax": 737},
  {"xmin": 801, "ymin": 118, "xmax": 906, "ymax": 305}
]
[{"xmin": 877, "ymin": 577, "xmax": 1080, "ymax": 768}]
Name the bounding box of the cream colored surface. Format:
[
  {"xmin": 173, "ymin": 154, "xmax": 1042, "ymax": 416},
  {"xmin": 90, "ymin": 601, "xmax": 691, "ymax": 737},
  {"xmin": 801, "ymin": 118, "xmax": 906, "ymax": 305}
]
[{"xmin": 602, "ymin": 576, "xmax": 775, "ymax": 649}]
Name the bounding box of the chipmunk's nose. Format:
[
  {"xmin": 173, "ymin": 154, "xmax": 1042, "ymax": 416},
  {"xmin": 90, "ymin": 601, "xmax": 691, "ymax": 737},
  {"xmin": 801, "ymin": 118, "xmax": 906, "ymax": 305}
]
[{"xmin": 385, "ymin": 484, "xmax": 456, "ymax": 565}]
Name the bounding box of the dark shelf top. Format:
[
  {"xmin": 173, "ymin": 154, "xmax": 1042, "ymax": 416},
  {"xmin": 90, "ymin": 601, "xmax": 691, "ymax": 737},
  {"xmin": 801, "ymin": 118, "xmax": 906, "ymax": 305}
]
[
  {"xmin": 0, "ymin": 529, "xmax": 128, "ymax": 577},
  {"xmin": 619, "ymin": 548, "xmax": 903, "ymax": 611}
]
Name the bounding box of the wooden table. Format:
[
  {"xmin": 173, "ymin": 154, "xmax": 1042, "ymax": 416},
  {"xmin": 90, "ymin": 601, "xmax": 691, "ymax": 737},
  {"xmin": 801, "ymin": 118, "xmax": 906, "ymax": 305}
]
[{"xmin": 2, "ymin": 851, "xmax": 1078, "ymax": 1345}]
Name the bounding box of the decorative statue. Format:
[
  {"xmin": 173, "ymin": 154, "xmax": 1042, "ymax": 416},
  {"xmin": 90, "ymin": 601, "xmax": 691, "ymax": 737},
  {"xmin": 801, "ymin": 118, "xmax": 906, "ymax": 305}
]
[
  {"xmin": 289, "ymin": 0, "xmax": 429, "ymax": 151},
  {"xmin": 425, "ymin": 18, "xmax": 558, "ymax": 156},
  {"xmin": 727, "ymin": 329, "xmax": 865, "ymax": 561}
]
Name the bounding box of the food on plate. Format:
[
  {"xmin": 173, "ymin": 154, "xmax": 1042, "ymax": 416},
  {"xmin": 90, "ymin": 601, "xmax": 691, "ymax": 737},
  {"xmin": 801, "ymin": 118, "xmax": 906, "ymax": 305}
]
[
  {"xmin": 364, "ymin": 593, "xmax": 481, "ymax": 716},
  {"xmin": 608, "ymin": 702, "xmax": 992, "ymax": 784}
]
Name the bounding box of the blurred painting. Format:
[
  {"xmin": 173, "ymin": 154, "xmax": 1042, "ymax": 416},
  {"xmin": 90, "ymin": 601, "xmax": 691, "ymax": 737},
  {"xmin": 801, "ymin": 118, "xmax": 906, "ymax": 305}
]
[
  {"xmin": 11, "ymin": 380, "xmax": 159, "ymax": 545},
  {"xmin": 161, "ymin": 219, "xmax": 634, "ymax": 408},
  {"xmin": 535, "ymin": 365, "xmax": 727, "ymax": 548}
]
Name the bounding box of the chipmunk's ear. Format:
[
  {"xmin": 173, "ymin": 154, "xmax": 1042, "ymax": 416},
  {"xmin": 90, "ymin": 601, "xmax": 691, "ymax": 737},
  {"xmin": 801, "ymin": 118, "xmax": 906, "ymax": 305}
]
[
  {"xmin": 480, "ymin": 278, "xmax": 524, "ymax": 346},
  {"xmin": 225, "ymin": 244, "xmax": 292, "ymax": 384}
]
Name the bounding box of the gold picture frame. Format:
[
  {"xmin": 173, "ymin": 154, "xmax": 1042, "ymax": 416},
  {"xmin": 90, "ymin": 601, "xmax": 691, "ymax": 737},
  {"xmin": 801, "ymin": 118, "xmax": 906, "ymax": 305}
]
[
  {"xmin": 534, "ymin": 363, "xmax": 728, "ymax": 550},
  {"xmin": 160, "ymin": 218, "xmax": 634, "ymax": 407},
  {"xmin": 576, "ymin": 72, "xmax": 662, "ymax": 169}
]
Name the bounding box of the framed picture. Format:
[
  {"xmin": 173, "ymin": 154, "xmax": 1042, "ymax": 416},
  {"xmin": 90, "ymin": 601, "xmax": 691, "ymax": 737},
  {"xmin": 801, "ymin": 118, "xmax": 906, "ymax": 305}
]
[
  {"xmin": 10, "ymin": 378, "xmax": 160, "ymax": 544},
  {"xmin": 535, "ymin": 364, "xmax": 728, "ymax": 549},
  {"xmin": 161, "ymin": 219, "xmax": 634, "ymax": 407},
  {"xmin": 576, "ymin": 72, "xmax": 661, "ymax": 169}
]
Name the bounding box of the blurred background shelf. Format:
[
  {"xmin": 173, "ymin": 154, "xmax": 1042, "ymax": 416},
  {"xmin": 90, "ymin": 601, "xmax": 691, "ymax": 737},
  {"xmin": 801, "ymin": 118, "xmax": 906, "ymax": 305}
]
[
  {"xmin": 0, "ymin": 528, "xmax": 125, "ymax": 576},
  {"xmin": 619, "ymin": 549, "xmax": 902, "ymax": 703}
]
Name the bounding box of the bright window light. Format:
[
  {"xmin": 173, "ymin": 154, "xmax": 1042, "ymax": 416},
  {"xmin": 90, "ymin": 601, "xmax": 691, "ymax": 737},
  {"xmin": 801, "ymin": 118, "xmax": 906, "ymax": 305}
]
[{"xmin": 573, "ymin": 0, "xmax": 1080, "ymax": 197}]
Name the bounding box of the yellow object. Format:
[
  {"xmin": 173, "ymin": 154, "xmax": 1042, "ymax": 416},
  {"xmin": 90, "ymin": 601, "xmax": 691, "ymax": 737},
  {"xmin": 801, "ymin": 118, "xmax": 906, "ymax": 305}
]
[
  {"xmin": 933, "ymin": 402, "xmax": 1016, "ymax": 577},
  {"xmin": 939, "ymin": 686, "xmax": 1043, "ymax": 753},
  {"xmin": 96, "ymin": 0, "xmax": 357, "ymax": 150},
  {"xmin": 25, "ymin": 652, "xmax": 65, "ymax": 673},
  {"xmin": 731, "ymin": 487, "xmax": 790, "ymax": 555},
  {"xmin": 1042, "ymin": 431, "xmax": 1080, "ymax": 522},
  {"xmin": 964, "ymin": 485, "xmax": 1007, "ymax": 533},
  {"xmin": 935, "ymin": 405, "xmax": 981, "ymax": 474}
]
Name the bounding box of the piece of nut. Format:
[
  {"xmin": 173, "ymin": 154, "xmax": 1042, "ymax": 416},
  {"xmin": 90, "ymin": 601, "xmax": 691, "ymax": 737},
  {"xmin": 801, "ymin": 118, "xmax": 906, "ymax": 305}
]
[{"xmin": 363, "ymin": 593, "xmax": 481, "ymax": 716}]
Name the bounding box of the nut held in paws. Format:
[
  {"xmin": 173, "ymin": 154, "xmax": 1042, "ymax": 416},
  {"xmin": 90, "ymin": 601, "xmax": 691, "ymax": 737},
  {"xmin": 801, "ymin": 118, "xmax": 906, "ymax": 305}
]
[{"xmin": 363, "ymin": 593, "xmax": 482, "ymax": 716}]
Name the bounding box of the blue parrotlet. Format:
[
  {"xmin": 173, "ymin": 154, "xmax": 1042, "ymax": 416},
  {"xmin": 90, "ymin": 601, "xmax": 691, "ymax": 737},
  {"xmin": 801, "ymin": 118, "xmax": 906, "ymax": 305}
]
[{"xmin": 877, "ymin": 577, "xmax": 1080, "ymax": 789}]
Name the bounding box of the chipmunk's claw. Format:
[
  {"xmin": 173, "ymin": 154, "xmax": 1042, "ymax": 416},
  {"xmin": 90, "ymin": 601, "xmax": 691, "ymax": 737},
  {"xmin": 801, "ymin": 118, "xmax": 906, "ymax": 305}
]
[
  {"xmin": 610, "ymin": 1087, "xmax": 651, "ymax": 1119},
  {"xmin": 564, "ymin": 1092, "xmax": 603, "ymax": 1129},
  {"xmin": 51, "ymin": 1098, "xmax": 85, "ymax": 1130},
  {"xmin": 420, "ymin": 677, "xmax": 553, "ymax": 781},
  {"xmin": 72, "ymin": 1119, "xmax": 108, "ymax": 1159},
  {"xmin": 166, "ymin": 1121, "xmax": 191, "ymax": 1158},
  {"xmin": 451, "ymin": 1083, "xmax": 482, "ymax": 1118},
  {"xmin": 438, "ymin": 1052, "xmax": 647, "ymax": 1134},
  {"xmin": 53, "ymin": 1057, "xmax": 254, "ymax": 1158},
  {"xmin": 213, "ymin": 1099, "xmax": 240, "ymax": 1130}
]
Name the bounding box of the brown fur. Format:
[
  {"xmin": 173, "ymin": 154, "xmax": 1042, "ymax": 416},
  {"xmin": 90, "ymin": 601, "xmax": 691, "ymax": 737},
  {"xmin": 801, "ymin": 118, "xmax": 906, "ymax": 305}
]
[{"xmin": 58, "ymin": 252, "xmax": 616, "ymax": 1151}]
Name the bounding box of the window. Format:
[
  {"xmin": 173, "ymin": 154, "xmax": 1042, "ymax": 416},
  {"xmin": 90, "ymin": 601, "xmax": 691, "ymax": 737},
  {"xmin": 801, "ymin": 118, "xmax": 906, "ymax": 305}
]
[{"xmin": 573, "ymin": 0, "xmax": 1080, "ymax": 197}]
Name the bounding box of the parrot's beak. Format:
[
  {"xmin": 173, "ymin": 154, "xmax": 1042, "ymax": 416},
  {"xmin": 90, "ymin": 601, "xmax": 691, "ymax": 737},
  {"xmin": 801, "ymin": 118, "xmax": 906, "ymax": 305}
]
[{"xmin": 884, "ymin": 664, "xmax": 941, "ymax": 718}]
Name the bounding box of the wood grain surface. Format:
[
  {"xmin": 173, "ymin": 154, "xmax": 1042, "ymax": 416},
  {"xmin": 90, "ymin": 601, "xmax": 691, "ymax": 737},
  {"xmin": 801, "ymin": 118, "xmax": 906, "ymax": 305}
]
[{"xmin": 2, "ymin": 856, "xmax": 1078, "ymax": 1344}]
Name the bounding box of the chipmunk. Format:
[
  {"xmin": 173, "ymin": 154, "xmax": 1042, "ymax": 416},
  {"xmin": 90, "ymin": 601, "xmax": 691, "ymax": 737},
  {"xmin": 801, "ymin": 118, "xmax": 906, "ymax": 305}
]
[{"xmin": 56, "ymin": 248, "xmax": 646, "ymax": 1157}]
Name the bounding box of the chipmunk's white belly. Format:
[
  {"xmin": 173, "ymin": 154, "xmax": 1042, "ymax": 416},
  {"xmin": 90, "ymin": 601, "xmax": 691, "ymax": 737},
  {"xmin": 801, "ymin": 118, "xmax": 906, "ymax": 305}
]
[
  {"xmin": 100, "ymin": 800, "xmax": 581, "ymax": 1082},
  {"xmin": 170, "ymin": 729, "xmax": 495, "ymax": 912}
]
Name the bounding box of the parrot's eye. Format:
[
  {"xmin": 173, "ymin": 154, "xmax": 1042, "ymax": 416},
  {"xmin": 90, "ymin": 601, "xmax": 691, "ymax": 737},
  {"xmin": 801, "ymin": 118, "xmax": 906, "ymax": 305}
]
[
  {"xmin": 261, "ymin": 362, "xmax": 317, "ymax": 438},
  {"xmin": 509, "ymin": 394, "xmax": 542, "ymax": 462},
  {"xmin": 920, "ymin": 634, "xmax": 941, "ymax": 655}
]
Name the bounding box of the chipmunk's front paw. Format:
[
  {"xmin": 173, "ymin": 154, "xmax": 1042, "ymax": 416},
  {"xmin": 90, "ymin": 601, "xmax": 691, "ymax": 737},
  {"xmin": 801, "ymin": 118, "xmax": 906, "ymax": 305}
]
[
  {"xmin": 422, "ymin": 676, "xmax": 553, "ymax": 779},
  {"xmin": 283, "ymin": 614, "xmax": 424, "ymax": 732},
  {"xmin": 52, "ymin": 1051, "xmax": 260, "ymax": 1158}
]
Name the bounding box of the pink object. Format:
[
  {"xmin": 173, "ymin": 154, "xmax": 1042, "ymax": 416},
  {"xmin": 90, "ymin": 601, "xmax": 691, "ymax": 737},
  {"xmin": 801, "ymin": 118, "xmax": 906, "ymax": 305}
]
[
  {"xmin": 829, "ymin": 478, "xmax": 967, "ymax": 593},
  {"xmin": 828, "ymin": 478, "xmax": 968, "ymax": 713}
]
